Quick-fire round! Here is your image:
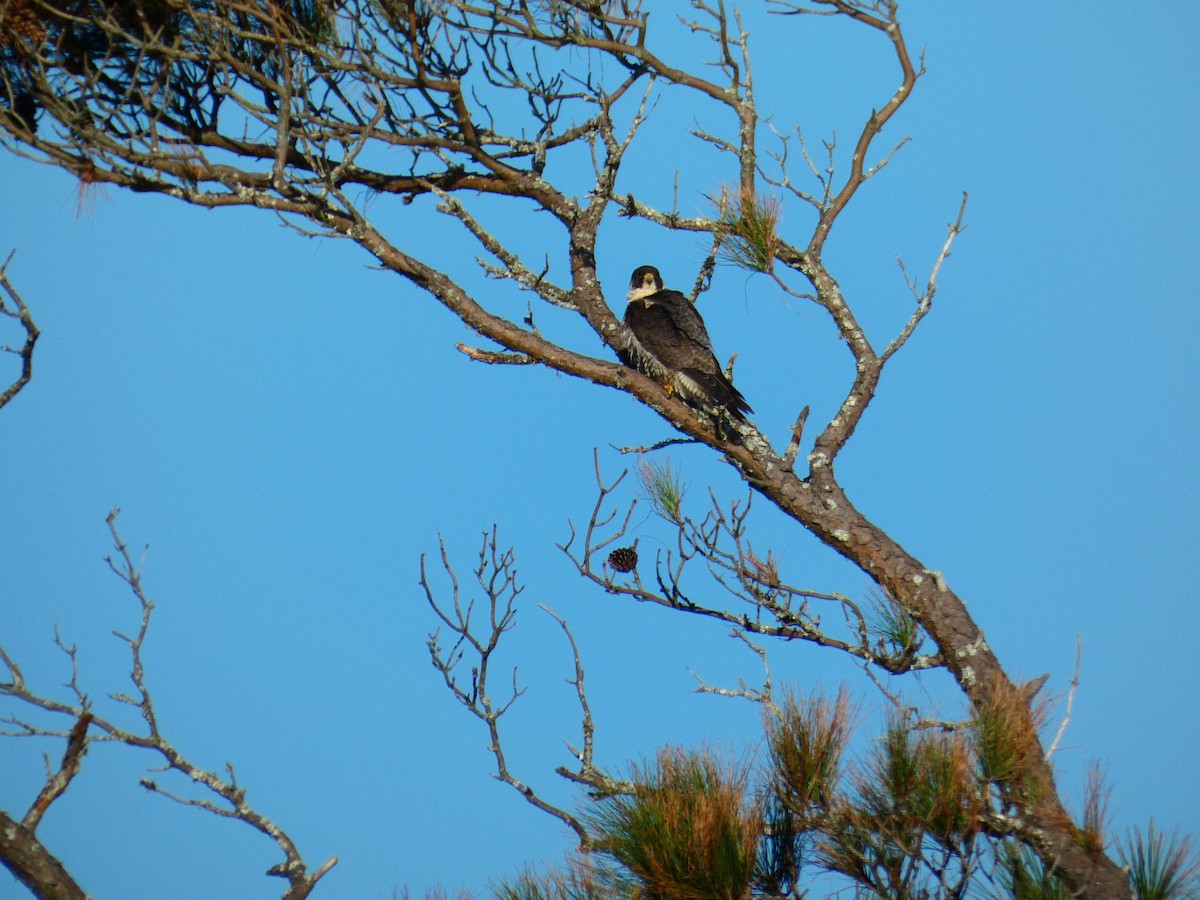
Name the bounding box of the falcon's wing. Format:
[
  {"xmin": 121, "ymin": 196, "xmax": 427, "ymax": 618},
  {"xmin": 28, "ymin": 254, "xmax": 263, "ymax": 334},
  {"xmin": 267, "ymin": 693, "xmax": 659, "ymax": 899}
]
[
  {"xmin": 623, "ymin": 286, "xmax": 752, "ymax": 423},
  {"xmin": 627, "ymin": 290, "xmax": 717, "ymax": 372},
  {"xmin": 658, "ymin": 290, "xmax": 715, "ymax": 355}
]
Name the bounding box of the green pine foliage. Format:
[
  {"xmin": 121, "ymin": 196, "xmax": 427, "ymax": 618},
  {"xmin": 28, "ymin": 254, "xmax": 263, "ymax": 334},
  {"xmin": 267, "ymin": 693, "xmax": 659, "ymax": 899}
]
[
  {"xmin": 1121, "ymin": 822, "xmax": 1200, "ymax": 900},
  {"xmin": 865, "ymin": 588, "xmax": 925, "ymax": 659},
  {"xmin": 496, "ymin": 684, "xmax": 1197, "ymax": 899},
  {"xmin": 970, "ymin": 681, "xmax": 1049, "ymax": 807},
  {"xmin": 491, "ymin": 861, "xmax": 617, "ymax": 900},
  {"xmin": 711, "ymin": 185, "xmax": 782, "ymax": 275},
  {"xmin": 766, "ymin": 687, "xmax": 851, "ymax": 816},
  {"xmin": 637, "ymin": 456, "xmax": 688, "ymax": 525},
  {"xmin": 992, "ymin": 842, "xmax": 1071, "ymax": 900},
  {"xmin": 587, "ymin": 747, "xmax": 761, "ymax": 900}
]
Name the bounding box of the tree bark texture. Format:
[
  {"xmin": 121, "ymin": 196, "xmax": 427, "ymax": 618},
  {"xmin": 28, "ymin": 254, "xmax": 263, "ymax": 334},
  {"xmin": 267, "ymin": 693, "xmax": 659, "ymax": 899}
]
[{"xmin": 0, "ymin": 809, "xmax": 87, "ymax": 900}]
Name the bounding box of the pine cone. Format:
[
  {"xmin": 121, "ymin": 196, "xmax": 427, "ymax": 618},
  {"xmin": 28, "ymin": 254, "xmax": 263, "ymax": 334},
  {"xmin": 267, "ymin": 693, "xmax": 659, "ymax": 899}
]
[
  {"xmin": 607, "ymin": 546, "xmax": 638, "ymax": 573},
  {"xmin": 1, "ymin": 0, "xmax": 48, "ymax": 49}
]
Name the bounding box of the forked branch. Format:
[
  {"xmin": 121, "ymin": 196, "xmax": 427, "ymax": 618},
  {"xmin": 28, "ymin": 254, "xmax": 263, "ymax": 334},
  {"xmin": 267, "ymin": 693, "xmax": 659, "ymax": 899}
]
[
  {"xmin": 884, "ymin": 191, "xmax": 969, "ymax": 363},
  {"xmin": 0, "ymin": 511, "xmax": 336, "ymax": 900},
  {"xmin": 420, "ymin": 528, "xmax": 610, "ymax": 843},
  {"xmin": 559, "ymin": 452, "xmax": 940, "ymax": 674}
]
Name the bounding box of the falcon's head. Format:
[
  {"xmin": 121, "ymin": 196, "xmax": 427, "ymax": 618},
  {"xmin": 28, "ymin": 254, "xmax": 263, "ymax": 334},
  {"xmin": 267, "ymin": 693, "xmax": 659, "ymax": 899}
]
[{"xmin": 627, "ymin": 265, "xmax": 664, "ymax": 302}]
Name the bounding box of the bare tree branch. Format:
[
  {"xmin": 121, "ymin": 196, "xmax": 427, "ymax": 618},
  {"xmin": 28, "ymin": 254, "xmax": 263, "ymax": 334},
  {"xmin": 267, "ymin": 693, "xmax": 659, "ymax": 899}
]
[
  {"xmin": 883, "ymin": 191, "xmax": 969, "ymax": 364},
  {"xmin": 538, "ymin": 603, "xmax": 630, "ymax": 799},
  {"xmin": 0, "ymin": 511, "xmax": 336, "ymax": 900},
  {"xmin": 560, "ymin": 452, "xmax": 941, "ymax": 674},
  {"xmin": 688, "ymin": 629, "xmax": 776, "ymax": 714},
  {"xmin": 420, "ymin": 528, "xmax": 593, "ymax": 843},
  {"xmin": 22, "ymin": 711, "xmax": 91, "ymax": 832},
  {"xmin": 1046, "ymin": 635, "xmax": 1083, "ymax": 760},
  {"xmin": 0, "ymin": 250, "xmax": 39, "ymax": 410}
]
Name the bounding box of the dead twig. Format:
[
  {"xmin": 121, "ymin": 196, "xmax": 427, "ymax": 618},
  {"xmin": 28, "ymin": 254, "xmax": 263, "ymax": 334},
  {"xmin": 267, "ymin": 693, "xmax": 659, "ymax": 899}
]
[
  {"xmin": 1046, "ymin": 634, "xmax": 1083, "ymax": 759},
  {"xmin": 0, "ymin": 251, "xmax": 40, "ymax": 411},
  {"xmin": 420, "ymin": 528, "xmax": 590, "ymax": 843},
  {"xmin": 0, "ymin": 511, "xmax": 336, "ymax": 899}
]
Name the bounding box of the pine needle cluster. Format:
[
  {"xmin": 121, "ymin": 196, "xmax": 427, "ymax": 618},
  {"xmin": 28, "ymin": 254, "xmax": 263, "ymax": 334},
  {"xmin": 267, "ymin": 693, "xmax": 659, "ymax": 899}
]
[
  {"xmin": 637, "ymin": 455, "xmax": 688, "ymax": 524},
  {"xmin": 588, "ymin": 747, "xmax": 761, "ymax": 900},
  {"xmin": 971, "ymin": 680, "xmax": 1050, "ymax": 806},
  {"xmin": 490, "ymin": 682, "xmax": 1197, "ymax": 899},
  {"xmin": 1121, "ymin": 821, "xmax": 1200, "ymax": 900},
  {"xmin": 710, "ymin": 184, "xmax": 782, "ymax": 274},
  {"xmin": 865, "ymin": 588, "xmax": 925, "ymax": 658}
]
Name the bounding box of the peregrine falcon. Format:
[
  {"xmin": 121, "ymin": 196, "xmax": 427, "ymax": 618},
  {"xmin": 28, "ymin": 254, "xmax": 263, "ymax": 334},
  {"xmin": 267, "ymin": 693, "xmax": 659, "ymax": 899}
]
[{"xmin": 621, "ymin": 265, "xmax": 752, "ymax": 423}]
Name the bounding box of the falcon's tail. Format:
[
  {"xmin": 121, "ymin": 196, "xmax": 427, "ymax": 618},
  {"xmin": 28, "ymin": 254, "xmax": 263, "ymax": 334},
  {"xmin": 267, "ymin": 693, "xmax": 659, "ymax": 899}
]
[{"xmin": 682, "ymin": 368, "xmax": 753, "ymax": 424}]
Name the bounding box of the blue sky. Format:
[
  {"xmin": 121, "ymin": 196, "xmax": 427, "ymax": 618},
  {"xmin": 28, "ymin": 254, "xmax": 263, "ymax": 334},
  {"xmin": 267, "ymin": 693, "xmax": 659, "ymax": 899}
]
[{"xmin": 2, "ymin": 2, "xmax": 1198, "ymax": 897}]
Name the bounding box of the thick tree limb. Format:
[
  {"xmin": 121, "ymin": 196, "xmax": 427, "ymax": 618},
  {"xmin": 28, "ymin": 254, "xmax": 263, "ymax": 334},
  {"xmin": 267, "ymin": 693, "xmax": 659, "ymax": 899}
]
[{"xmin": 0, "ymin": 808, "xmax": 87, "ymax": 900}]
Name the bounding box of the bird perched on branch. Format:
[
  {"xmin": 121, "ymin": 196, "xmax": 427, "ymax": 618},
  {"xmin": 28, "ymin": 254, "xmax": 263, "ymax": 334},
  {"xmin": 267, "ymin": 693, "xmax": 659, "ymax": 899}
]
[{"xmin": 621, "ymin": 264, "xmax": 752, "ymax": 424}]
